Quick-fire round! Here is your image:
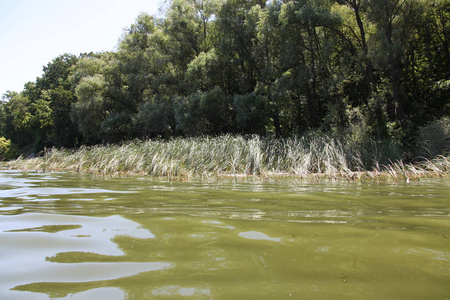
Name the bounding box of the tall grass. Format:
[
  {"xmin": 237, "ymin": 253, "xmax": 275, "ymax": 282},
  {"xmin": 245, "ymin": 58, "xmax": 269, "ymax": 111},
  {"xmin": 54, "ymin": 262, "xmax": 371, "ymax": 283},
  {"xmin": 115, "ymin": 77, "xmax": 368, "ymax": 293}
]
[{"xmin": 7, "ymin": 134, "xmax": 450, "ymax": 180}]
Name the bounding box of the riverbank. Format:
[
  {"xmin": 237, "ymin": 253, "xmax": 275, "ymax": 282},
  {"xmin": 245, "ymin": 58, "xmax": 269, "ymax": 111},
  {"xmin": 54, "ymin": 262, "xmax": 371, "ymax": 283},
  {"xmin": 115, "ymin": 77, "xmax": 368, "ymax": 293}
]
[{"xmin": 6, "ymin": 135, "xmax": 450, "ymax": 181}]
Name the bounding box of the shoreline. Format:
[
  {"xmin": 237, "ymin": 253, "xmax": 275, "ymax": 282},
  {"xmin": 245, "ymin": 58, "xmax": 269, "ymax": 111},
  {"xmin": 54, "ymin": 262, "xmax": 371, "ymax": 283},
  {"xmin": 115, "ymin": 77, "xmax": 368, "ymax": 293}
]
[
  {"xmin": 5, "ymin": 162, "xmax": 449, "ymax": 183},
  {"xmin": 4, "ymin": 136, "xmax": 449, "ymax": 182}
]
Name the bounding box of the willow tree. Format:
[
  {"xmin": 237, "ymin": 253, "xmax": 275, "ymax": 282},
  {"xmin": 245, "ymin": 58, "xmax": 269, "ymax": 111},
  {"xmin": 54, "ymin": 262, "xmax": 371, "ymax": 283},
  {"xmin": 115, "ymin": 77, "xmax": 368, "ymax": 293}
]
[
  {"xmin": 279, "ymin": 0, "xmax": 341, "ymax": 129},
  {"xmin": 365, "ymin": 0, "xmax": 425, "ymax": 125}
]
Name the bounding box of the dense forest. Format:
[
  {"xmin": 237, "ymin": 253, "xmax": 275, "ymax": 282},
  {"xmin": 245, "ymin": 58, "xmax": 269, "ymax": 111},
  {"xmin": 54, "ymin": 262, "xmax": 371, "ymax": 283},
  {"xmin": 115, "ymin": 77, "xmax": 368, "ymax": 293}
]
[{"xmin": 1, "ymin": 0, "xmax": 449, "ymax": 161}]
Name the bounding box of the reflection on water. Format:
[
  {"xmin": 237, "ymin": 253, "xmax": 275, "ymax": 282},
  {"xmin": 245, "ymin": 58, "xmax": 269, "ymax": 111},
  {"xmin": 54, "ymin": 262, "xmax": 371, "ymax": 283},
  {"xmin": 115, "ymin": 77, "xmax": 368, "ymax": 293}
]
[
  {"xmin": 0, "ymin": 170, "xmax": 449, "ymax": 299},
  {"xmin": 152, "ymin": 286, "xmax": 211, "ymax": 297},
  {"xmin": 57, "ymin": 288, "xmax": 125, "ymax": 300},
  {"xmin": 239, "ymin": 231, "xmax": 282, "ymax": 242},
  {"xmin": 0, "ymin": 212, "xmax": 169, "ymax": 299}
]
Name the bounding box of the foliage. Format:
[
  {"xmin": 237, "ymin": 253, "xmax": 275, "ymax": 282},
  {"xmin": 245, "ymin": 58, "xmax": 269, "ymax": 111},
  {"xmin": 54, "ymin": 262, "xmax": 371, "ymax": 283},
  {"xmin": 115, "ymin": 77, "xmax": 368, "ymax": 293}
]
[
  {"xmin": 233, "ymin": 93, "xmax": 267, "ymax": 135},
  {"xmin": 416, "ymin": 117, "xmax": 450, "ymax": 158},
  {"xmin": 135, "ymin": 95, "xmax": 176, "ymax": 138},
  {"xmin": 0, "ymin": 137, "xmax": 17, "ymax": 160},
  {"xmin": 70, "ymin": 74, "xmax": 107, "ymax": 144},
  {"xmin": 1, "ymin": 0, "xmax": 449, "ymax": 163},
  {"xmin": 173, "ymin": 87, "xmax": 231, "ymax": 136}
]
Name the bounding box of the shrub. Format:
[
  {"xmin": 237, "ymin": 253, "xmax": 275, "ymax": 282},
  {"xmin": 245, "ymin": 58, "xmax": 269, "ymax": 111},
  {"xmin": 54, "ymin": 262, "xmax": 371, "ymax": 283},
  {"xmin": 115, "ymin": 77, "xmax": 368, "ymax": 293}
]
[
  {"xmin": 416, "ymin": 117, "xmax": 450, "ymax": 159},
  {"xmin": 0, "ymin": 137, "xmax": 17, "ymax": 160}
]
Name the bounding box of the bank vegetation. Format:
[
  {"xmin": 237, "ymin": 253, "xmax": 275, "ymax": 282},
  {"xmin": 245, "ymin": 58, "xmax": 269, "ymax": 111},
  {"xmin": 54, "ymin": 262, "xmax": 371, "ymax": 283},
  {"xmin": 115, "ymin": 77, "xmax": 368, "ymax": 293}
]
[
  {"xmin": 7, "ymin": 133, "xmax": 449, "ymax": 181},
  {"xmin": 2, "ymin": 0, "xmax": 450, "ymax": 181}
]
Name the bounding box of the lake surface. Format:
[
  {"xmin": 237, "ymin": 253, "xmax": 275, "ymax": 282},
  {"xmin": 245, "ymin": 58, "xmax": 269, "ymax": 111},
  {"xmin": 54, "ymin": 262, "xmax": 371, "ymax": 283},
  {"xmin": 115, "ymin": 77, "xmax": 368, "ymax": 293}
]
[{"xmin": 0, "ymin": 170, "xmax": 449, "ymax": 299}]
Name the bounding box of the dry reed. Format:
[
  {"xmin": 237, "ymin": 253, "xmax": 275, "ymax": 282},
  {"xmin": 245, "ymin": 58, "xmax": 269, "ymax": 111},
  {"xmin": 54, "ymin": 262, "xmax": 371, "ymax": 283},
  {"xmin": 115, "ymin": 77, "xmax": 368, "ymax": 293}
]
[{"xmin": 7, "ymin": 135, "xmax": 450, "ymax": 181}]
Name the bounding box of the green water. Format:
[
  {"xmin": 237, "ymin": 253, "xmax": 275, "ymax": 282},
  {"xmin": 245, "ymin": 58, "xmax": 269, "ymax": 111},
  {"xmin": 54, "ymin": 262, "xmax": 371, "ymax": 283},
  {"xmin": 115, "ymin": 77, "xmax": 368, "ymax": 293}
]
[{"xmin": 0, "ymin": 171, "xmax": 449, "ymax": 299}]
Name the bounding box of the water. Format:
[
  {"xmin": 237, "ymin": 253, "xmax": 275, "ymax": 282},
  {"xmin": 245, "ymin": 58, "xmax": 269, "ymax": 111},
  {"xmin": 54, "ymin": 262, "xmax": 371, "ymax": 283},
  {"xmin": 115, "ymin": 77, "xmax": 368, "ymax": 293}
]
[{"xmin": 0, "ymin": 170, "xmax": 449, "ymax": 299}]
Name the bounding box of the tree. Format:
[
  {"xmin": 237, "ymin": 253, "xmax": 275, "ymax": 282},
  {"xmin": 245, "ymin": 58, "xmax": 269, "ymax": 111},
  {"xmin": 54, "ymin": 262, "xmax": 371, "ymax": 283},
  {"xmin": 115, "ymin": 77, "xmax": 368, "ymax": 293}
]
[
  {"xmin": 27, "ymin": 54, "xmax": 81, "ymax": 149},
  {"xmin": 1, "ymin": 0, "xmax": 449, "ymax": 156},
  {"xmin": 279, "ymin": 0, "xmax": 341, "ymax": 129},
  {"xmin": 175, "ymin": 87, "xmax": 233, "ymax": 135},
  {"xmin": 401, "ymin": 0, "xmax": 450, "ymax": 125},
  {"xmin": 185, "ymin": 48, "xmax": 220, "ymax": 91},
  {"xmin": 0, "ymin": 137, "xmax": 17, "ymax": 160},
  {"xmin": 3, "ymin": 93, "xmax": 33, "ymax": 149},
  {"xmin": 233, "ymin": 92, "xmax": 267, "ymax": 135},
  {"xmin": 136, "ymin": 100, "xmax": 176, "ymax": 138},
  {"xmin": 71, "ymin": 74, "xmax": 108, "ymax": 144},
  {"xmin": 335, "ymin": 0, "xmax": 376, "ymax": 101},
  {"xmin": 366, "ymin": 0, "xmax": 424, "ymax": 124}
]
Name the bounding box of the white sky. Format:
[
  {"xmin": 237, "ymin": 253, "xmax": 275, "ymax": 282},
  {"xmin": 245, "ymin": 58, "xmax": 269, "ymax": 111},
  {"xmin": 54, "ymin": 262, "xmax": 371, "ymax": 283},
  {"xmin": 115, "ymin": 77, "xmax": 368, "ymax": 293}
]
[{"xmin": 0, "ymin": 0, "xmax": 162, "ymax": 97}]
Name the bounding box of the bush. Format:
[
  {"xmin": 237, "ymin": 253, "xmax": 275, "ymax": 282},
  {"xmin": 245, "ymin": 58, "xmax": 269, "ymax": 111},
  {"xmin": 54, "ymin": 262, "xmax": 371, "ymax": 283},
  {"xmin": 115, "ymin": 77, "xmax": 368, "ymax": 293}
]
[
  {"xmin": 175, "ymin": 87, "xmax": 233, "ymax": 136},
  {"xmin": 136, "ymin": 101, "xmax": 175, "ymax": 138},
  {"xmin": 416, "ymin": 117, "xmax": 450, "ymax": 159},
  {"xmin": 0, "ymin": 137, "xmax": 17, "ymax": 160},
  {"xmin": 233, "ymin": 93, "xmax": 267, "ymax": 135}
]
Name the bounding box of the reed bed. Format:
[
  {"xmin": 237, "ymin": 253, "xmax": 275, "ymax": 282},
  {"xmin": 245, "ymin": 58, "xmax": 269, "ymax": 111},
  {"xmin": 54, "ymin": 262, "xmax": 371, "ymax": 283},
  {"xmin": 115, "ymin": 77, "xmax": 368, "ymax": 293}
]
[{"xmin": 7, "ymin": 135, "xmax": 450, "ymax": 181}]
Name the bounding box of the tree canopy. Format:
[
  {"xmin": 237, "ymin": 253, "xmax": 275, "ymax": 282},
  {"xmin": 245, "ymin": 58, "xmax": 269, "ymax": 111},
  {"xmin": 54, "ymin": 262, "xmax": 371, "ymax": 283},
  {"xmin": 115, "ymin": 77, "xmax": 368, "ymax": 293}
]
[{"xmin": 1, "ymin": 0, "xmax": 449, "ymax": 158}]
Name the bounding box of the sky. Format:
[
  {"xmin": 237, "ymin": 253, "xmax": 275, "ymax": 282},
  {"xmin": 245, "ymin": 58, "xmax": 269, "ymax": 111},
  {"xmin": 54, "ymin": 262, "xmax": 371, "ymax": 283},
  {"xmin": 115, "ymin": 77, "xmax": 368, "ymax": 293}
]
[{"xmin": 0, "ymin": 0, "xmax": 162, "ymax": 98}]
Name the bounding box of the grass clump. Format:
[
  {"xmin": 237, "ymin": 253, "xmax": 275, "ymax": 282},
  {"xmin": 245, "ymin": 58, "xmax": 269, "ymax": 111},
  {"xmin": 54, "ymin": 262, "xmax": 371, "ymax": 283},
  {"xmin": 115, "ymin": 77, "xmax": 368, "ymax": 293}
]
[{"xmin": 7, "ymin": 134, "xmax": 450, "ymax": 181}]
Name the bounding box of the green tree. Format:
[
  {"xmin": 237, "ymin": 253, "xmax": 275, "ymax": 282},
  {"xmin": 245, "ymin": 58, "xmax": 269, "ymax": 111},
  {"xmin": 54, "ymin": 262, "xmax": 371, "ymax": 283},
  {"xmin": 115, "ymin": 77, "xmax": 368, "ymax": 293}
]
[
  {"xmin": 32, "ymin": 54, "xmax": 80, "ymax": 149},
  {"xmin": 216, "ymin": 0, "xmax": 265, "ymax": 94},
  {"xmin": 233, "ymin": 92, "xmax": 267, "ymax": 135},
  {"xmin": 401, "ymin": 0, "xmax": 450, "ymax": 126},
  {"xmin": 71, "ymin": 74, "xmax": 108, "ymax": 144},
  {"xmin": 135, "ymin": 99, "xmax": 176, "ymax": 138},
  {"xmin": 1, "ymin": 0, "xmax": 449, "ymax": 156},
  {"xmin": 185, "ymin": 48, "xmax": 220, "ymax": 91},
  {"xmin": 3, "ymin": 93, "xmax": 33, "ymax": 149},
  {"xmin": 117, "ymin": 13, "xmax": 177, "ymax": 140},
  {"xmin": 366, "ymin": 0, "xmax": 424, "ymax": 124},
  {"xmin": 175, "ymin": 87, "xmax": 232, "ymax": 136},
  {"xmin": 29, "ymin": 93, "xmax": 53, "ymax": 150},
  {"xmin": 0, "ymin": 136, "xmax": 17, "ymax": 160},
  {"xmin": 279, "ymin": 0, "xmax": 341, "ymax": 129}
]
